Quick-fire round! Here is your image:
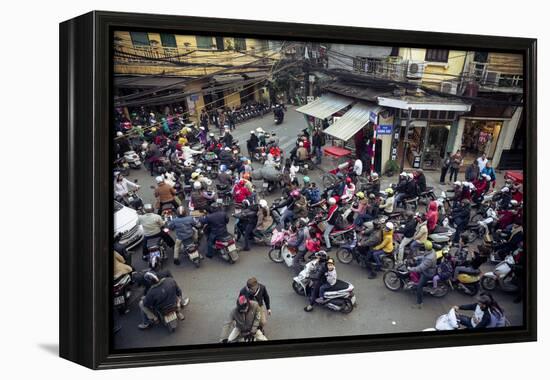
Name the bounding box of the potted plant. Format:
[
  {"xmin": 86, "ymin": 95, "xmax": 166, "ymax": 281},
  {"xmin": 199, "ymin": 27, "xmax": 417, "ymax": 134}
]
[{"xmin": 385, "ymin": 159, "xmax": 399, "ymax": 177}]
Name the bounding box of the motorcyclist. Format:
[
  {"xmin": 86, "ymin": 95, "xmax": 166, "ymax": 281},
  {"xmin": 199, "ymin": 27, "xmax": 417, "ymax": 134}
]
[
  {"xmin": 453, "ymin": 294, "xmax": 494, "ymax": 329},
  {"xmin": 409, "ymin": 213, "xmax": 429, "ymax": 256},
  {"xmin": 190, "ymin": 181, "xmax": 215, "ymax": 213},
  {"xmin": 238, "ymin": 200, "xmax": 259, "ymax": 251},
  {"xmin": 288, "ymin": 218, "xmax": 311, "ymax": 274},
  {"xmin": 426, "ymin": 201, "xmax": 439, "ymax": 233},
  {"xmin": 352, "ymin": 192, "xmax": 370, "ymax": 226},
  {"xmin": 233, "ymin": 179, "xmax": 252, "ymax": 205},
  {"xmin": 255, "ymin": 199, "xmax": 274, "ymax": 236},
  {"xmin": 199, "ymin": 202, "xmax": 230, "ymax": 259},
  {"xmin": 472, "ymin": 174, "xmax": 491, "ymax": 202},
  {"xmin": 239, "ymin": 277, "xmax": 272, "ymax": 328},
  {"xmin": 154, "ymin": 176, "xmax": 178, "ymax": 213},
  {"xmin": 323, "ymin": 197, "xmax": 341, "ymax": 252},
  {"xmin": 451, "ymin": 199, "xmax": 471, "ymax": 243},
  {"xmin": 278, "ymin": 189, "xmax": 308, "ymax": 229},
  {"xmin": 302, "ymin": 251, "xmax": 329, "ymax": 312},
  {"xmin": 304, "ymin": 182, "xmax": 321, "ymax": 204},
  {"xmin": 219, "ymin": 146, "xmax": 235, "ymax": 167},
  {"xmin": 167, "ymin": 206, "xmax": 200, "ymax": 265},
  {"xmin": 340, "ymin": 177, "xmax": 356, "ymax": 203},
  {"xmin": 138, "ymin": 271, "xmax": 187, "ymax": 329},
  {"xmin": 414, "ymin": 169, "xmax": 427, "ymax": 193},
  {"xmin": 220, "ymin": 295, "xmax": 267, "ymax": 342},
  {"xmin": 408, "ymin": 240, "xmax": 437, "ymax": 309},
  {"xmin": 371, "ymin": 222, "xmax": 394, "ymax": 271},
  {"xmin": 247, "ymin": 131, "xmax": 259, "ymax": 157},
  {"xmin": 397, "ymin": 211, "xmax": 418, "ymax": 263},
  {"xmin": 379, "ymin": 188, "xmax": 395, "ymax": 214},
  {"xmin": 496, "ymin": 186, "xmax": 513, "ymax": 210},
  {"xmin": 395, "ymin": 173, "xmax": 418, "ymax": 209},
  {"xmin": 356, "ymin": 221, "xmax": 382, "ymax": 278},
  {"xmin": 365, "ymin": 172, "xmax": 380, "ymax": 195},
  {"xmin": 114, "ymin": 171, "xmax": 140, "ymax": 200},
  {"xmin": 137, "ymin": 204, "xmax": 175, "ymax": 260}
]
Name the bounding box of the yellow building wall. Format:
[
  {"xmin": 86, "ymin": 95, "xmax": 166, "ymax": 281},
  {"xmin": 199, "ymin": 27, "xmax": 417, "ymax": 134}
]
[
  {"xmin": 224, "ymin": 92, "xmax": 242, "ymax": 108},
  {"xmin": 398, "ymin": 48, "xmax": 467, "ymax": 90},
  {"xmin": 114, "ymin": 31, "xmax": 281, "ymax": 77}
]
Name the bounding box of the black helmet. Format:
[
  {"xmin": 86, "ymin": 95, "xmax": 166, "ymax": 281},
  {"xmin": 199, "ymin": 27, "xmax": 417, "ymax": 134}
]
[
  {"xmin": 241, "ymin": 199, "xmax": 250, "ymax": 209},
  {"xmin": 210, "ymin": 201, "xmax": 222, "ymax": 211},
  {"xmin": 236, "ymin": 295, "xmax": 249, "ymax": 312},
  {"xmin": 143, "ymin": 271, "xmax": 159, "ymax": 285},
  {"xmin": 176, "ymin": 206, "xmax": 187, "ymax": 217}
]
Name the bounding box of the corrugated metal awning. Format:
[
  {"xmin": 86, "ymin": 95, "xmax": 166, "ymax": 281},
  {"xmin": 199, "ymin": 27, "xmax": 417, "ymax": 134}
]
[
  {"xmin": 242, "ymin": 71, "xmax": 269, "ymax": 79},
  {"xmin": 323, "ymin": 102, "xmax": 382, "ymax": 141},
  {"xmin": 211, "ymin": 74, "xmax": 244, "ymax": 84},
  {"xmin": 296, "ymin": 93, "xmax": 353, "ymax": 119},
  {"xmin": 114, "ymin": 76, "xmax": 188, "ymax": 89}
]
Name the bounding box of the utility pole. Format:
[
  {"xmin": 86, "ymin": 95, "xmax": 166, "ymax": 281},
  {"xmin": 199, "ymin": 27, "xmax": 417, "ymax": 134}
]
[{"xmin": 400, "ymin": 107, "xmax": 413, "ymax": 173}]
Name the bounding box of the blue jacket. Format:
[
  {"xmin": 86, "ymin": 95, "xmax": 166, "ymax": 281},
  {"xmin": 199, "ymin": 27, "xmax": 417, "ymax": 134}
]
[
  {"xmin": 168, "ymin": 216, "xmax": 196, "ymax": 241},
  {"xmin": 200, "ymin": 211, "xmax": 229, "ymax": 238},
  {"xmin": 481, "ymin": 167, "xmax": 496, "ymax": 181}
]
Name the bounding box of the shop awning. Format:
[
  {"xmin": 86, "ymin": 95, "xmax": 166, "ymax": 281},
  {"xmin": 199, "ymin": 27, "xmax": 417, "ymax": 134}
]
[
  {"xmin": 296, "ymin": 93, "xmax": 353, "ymax": 119},
  {"xmin": 377, "ymin": 96, "xmax": 471, "ymax": 112},
  {"xmin": 323, "ymin": 103, "xmax": 382, "ymax": 141},
  {"xmin": 114, "ymin": 76, "xmax": 188, "ymax": 89},
  {"xmin": 211, "ymin": 74, "xmax": 244, "ymax": 84}
]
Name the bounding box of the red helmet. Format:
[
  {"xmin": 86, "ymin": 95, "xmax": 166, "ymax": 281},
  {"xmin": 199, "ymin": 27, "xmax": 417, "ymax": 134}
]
[
  {"xmin": 306, "ymin": 238, "xmax": 321, "ymax": 253},
  {"xmin": 346, "ymin": 177, "xmax": 352, "ymax": 184},
  {"xmin": 239, "ymin": 179, "xmax": 246, "ymax": 186}
]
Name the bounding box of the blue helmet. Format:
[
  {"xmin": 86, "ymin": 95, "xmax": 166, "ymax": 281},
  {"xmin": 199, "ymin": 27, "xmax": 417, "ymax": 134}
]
[{"xmin": 220, "ymin": 164, "xmax": 227, "ymax": 172}]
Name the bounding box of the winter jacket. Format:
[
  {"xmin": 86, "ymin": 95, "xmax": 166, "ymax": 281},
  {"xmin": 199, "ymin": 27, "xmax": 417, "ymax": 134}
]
[
  {"xmin": 458, "ymin": 303, "xmax": 491, "ymax": 329},
  {"xmin": 247, "ymin": 135, "xmax": 259, "ymax": 151},
  {"xmin": 426, "ymin": 201, "xmax": 439, "ymax": 233},
  {"xmin": 154, "ymin": 183, "xmax": 176, "ymax": 202},
  {"xmin": 168, "ymin": 216, "xmax": 196, "ymax": 241},
  {"xmin": 222, "ymin": 133, "xmax": 234, "ymax": 147},
  {"xmin": 199, "ymin": 211, "xmax": 229, "ymax": 238},
  {"xmin": 143, "ymin": 277, "xmax": 182, "ymax": 312},
  {"xmin": 256, "ymin": 207, "xmax": 274, "ymax": 231},
  {"xmin": 137, "ymin": 213, "xmax": 164, "ymax": 236},
  {"xmin": 401, "ymin": 218, "xmax": 418, "ymax": 238},
  {"xmin": 239, "ymin": 284, "xmax": 271, "ymax": 309},
  {"xmin": 296, "ymin": 147, "xmax": 308, "ymax": 161},
  {"xmin": 416, "ymin": 174, "xmax": 427, "ymax": 193},
  {"xmin": 410, "ymin": 249, "xmax": 437, "ymax": 277},
  {"xmin": 114, "ymin": 178, "xmax": 139, "ymax": 197},
  {"xmin": 293, "ymin": 196, "xmax": 308, "ymax": 218},
  {"xmin": 227, "ymin": 300, "xmax": 262, "ymax": 335},
  {"xmin": 113, "ymin": 251, "xmax": 132, "ymax": 280},
  {"xmin": 233, "ymin": 185, "xmax": 251, "ymax": 203},
  {"xmin": 312, "ymin": 132, "xmax": 325, "ymax": 147},
  {"xmin": 465, "ymin": 165, "xmax": 479, "ymax": 182},
  {"xmin": 325, "ymin": 269, "xmax": 337, "ymax": 286},
  {"xmin": 413, "ymin": 221, "xmax": 429, "ymax": 243},
  {"xmin": 452, "ymin": 204, "xmax": 471, "ymax": 225},
  {"xmin": 360, "ymin": 228, "xmax": 382, "ymax": 248},
  {"xmin": 326, "ymin": 204, "xmax": 340, "ymax": 226},
  {"xmin": 379, "ymin": 195, "xmax": 395, "ymax": 213},
  {"xmin": 481, "ymin": 167, "xmax": 496, "ymax": 182},
  {"xmin": 373, "ymin": 229, "xmax": 394, "ymax": 253},
  {"xmin": 191, "ymin": 191, "xmax": 209, "ymax": 211}
]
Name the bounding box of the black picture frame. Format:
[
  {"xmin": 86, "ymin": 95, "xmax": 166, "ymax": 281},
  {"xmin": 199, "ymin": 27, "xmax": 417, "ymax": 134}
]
[{"xmin": 59, "ymin": 10, "xmax": 537, "ymax": 369}]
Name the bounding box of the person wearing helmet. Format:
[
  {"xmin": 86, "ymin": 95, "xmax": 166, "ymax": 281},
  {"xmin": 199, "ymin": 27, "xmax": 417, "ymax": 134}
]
[
  {"xmin": 138, "ymin": 271, "xmax": 187, "ymax": 329},
  {"xmin": 364, "ymin": 172, "xmax": 380, "ymax": 195},
  {"xmin": 198, "ymin": 203, "xmax": 230, "ymax": 259},
  {"xmin": 167, "ymin": 207, "xmax": 200, "ymax": 265},
  {"xmin": 472, "ymin": 174, "xmax": 491, "ymax": 202},
  {"xmin": 394, "ymin": 172, "xmax": 418, "ymax": 209},
  {"xmin": 154, "ymin": 175, "xmax": 178, "ymax": 214},
  {"xmin": 340, "ymin": 177, "xmax": 356, "ymax": 203},
  {"xmin": 379, "ymin": 188, "xmax": 395, "ymax": 214},
  {"xmin": 323, "ymin": 197, "xmax": 341, "ymax": 251},
  {"xmin": 114, "ymin": 171, "xmax": 140, "ymax": 200},
  {"xmin": 298, "ymin": 250, "xmax": 329, "ymax": 312},
  {"xmin": 277, "ymin": 189, "xmax": 308, "ymax": 229},
  {"xmin": 451, "ymin": 198, "xmax": 471, "ymax": 243},
  {"xmin": 409, "ymin": 213, "xmax": 429, "ymax": 256},
  {"xmin": 414, "ymin": 169, "xmax": 427, "ymax": 193},
  {"xmin": 407, "ymin": 239, "xmax": 437, "ymax": 309},
  {"xmin": 246, "ymin": 131, "xmax": 259, "ymax": 158},
  {"xmin": 190, "ymin": 181, "xmax": 215, "ymax": 213},
  {"xmin": 303, "ymin": 181, "xmax": 321, "ymax": 204},
  {"xmin": 397, "ymin": 211, "xmax": 418, "ymax": 263},
  {"xmin": 137, "ymin": 204, "xmax": 175, "ymax": 260},
  {"xmin": 296, "ymin": 141, "xmax": 308, "ymax": 162},
  {"xmin": 351, "ymin": 191, "xmax": 370, "ymax": 227},
  {"xmin": 221, "ymin": 295, "xmax": 267, "ymax": 343},
  {"xmin": 255, "ymin": 199, "xmax": 274, "ymax": 238},
  {"xmin": 316, "ymin": 258, "xmax": 338, "ymax": 304},
  {"xmin": 426, "ymin": 201, "xmax": 439, "ymax": 233},
  {"xmin": 233, "ymin": 178, "xmax": 252, "ymax": 205},
  {"xmin": 237, "ymin": 199, "xmax": 260, "ymax": 251},
  {"xmin": 371, "ymin": 222, "xmax": 395, "ymax": 271},
  {"xmin": 287, "ymin": 217, "xmax": 311, "ymax": 274},
  {"xmin": 221, "ymin": 126, "xmax": 234, "ymax": 148}
]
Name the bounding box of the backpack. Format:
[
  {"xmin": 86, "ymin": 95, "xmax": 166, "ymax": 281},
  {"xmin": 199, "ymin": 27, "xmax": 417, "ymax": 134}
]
[{"xmin": 436, "ymin": 261, "xmax": 453, "ymax": 281}]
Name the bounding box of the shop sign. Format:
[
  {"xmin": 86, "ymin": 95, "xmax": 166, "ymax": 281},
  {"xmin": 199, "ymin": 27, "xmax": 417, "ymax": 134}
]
[{"xmin": 377, "ymin": 124, "xmax": 393, "ymax": 135}]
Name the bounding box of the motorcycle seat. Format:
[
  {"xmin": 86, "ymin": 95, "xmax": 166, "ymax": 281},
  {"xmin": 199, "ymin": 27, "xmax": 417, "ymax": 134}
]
[
  {"xmin": 217, "ymin": 234, "xmax": 234, "ymax": 242},
  {"xmin": 432, "ymin": 243, "xmax": 443, "ymax": 250},
  {"xmin": 458, "ymin": 268, "xmax": 481, "ymax": 275},
  {"xmin": 325, "ymin": 279, "xmax": 351, "ymax": 292},
  {"xmin": 420, "ymin": 189, "xmax": 433, "ymax": 196},
  {"xmin": 146, "ymin": 237, "xmax": 161, "ymax": 248}
]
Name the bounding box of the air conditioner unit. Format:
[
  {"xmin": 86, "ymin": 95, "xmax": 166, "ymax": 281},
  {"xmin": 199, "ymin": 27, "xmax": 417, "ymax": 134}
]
[
  {"xmin": 440, "ymin": 81, "xmax": 458, "ymax": 95},
  {"xmin": 387, "ymin": 56, "xmax": 402, "ymax": 64},
  {"xmin": 484, "ymin": 71, "xmax": 499, "ymax": 86},
  {"xmin": 406, "ymin": 61, "xmax": 425, "ymax": 79}
]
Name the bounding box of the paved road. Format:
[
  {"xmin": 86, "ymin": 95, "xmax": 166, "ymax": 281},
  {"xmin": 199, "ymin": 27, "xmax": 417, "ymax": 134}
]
[{"xmin": 113, "ymin": 107, "xmax": 522, "ymax": 350}]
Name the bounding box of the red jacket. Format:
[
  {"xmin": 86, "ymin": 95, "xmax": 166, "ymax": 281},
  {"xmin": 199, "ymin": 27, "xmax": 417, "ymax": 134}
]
[
  {"xmin": 233, "ymin": 185, "xmax": 251, "ymax": 203},
  {"xmin": 426, "ymin": 201, "xmax": 438, "ymax": 232},
  {"xmin": 473, "ymin": 179, "xmax": 489, "ymax": 197}
]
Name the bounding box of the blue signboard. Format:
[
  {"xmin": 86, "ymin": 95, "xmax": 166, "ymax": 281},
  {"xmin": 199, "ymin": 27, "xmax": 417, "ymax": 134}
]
[{"xmin": 377, "ymin": 124, "xmax": 393, "ymax": 135}]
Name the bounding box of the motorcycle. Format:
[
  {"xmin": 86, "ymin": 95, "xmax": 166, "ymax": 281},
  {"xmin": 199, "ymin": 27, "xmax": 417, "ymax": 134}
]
[
  {"xmin": 336, "ymin": 235, "xmax": 395, "ymax": 270},
  {"xmin": 160, "ymin": 203, "xmax": 176, "ymax": 223},
  {"xmin": 179, "ymin": 240, "xmax": 202, "ymax": 268},
  {"xmin": 114, "ymin": 157, "xmax": 130, "ymax": 177},
  {"xmin": 113, "ymin": 273, "xmax": 132, "ymax": 315},
  {"xmin": 123, "ymin": 150, "xmax": 142, "ymax": 169},
  {"xmin": 428, "ymin": 218, "xmax": 456, "ymax": 245},
  {"xmin": 481, "ymin": 254, "xmax": 520, "ymax": 293},
  {"xmin": 268, "ymin": 228, "xmax": 296, "ymax": 267},
  {"xmin": 308, "ymin": 213, "xmax": 356, "ymax": 247},
  {"xmin": 214, "ymin": 234, "xmax": 239, "ymax": 264},
  {"xmin": 146, "ymin": 235, "xmax": 167, "ymax": 270},
  {"xmin": 422, "ymin": 308, "xmax": 460, "ymax": 331},
  {"xmin": 383, "ymin": 263, "xmax": 450, "ymax": 298},
  {"xmin": 123, "ymin": 189, "xmax": 143, "ymax": 211},
  {"xmin": 292, "ymin": 275, "xmax": 356, "ymax": 314}
]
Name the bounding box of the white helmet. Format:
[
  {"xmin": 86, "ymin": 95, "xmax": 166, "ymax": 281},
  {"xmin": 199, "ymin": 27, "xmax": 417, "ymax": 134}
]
[
  {"xmin": 256, "ymin": 127, "xmax": 264, "ymax": 133},
  {"xmin": 400, "ymin": 171, "xmax": 407, "ymax": 177},
  {"xmin": 250, "ymin": 130, "xmax": 255, "ymax": 134},
  {"xmin": 205, "ymin": 178, "xmax": 212, "ymax": 186},
  {"xmin": 371, "ymin": 172, "xmax": 379, "ymax": 179},
  {"xmin": 407, "ymin": 173, "xmax": 414, "ymax": 179},
  {"xmin": 193, "ymin": 181, "xmax": 202, "ymax": 190},
  {"xmin": 259, "ymin": 199, "xmax": 268, "ymax": 208},
  {"xmin": 155, "ymin": 176, "xmax": 164, "ymax": 184},
  {"xmin": 224, "ymin": 147, "xmax": 231, "ymax": 151},
  {"xmin": 299, "ymin": 142, "xmax": 304, "ymax": 147},
  {"xmin": 183, "ymin": 160, "xmax": 192, "ymax": 167},
  {"xmin": 385, "ymin": 222, "xmax": 394, "ymax": 230},
  {"xmin": 116, "ymin": 131, "xmax": 123, "ymax": 137},
  {"xmin": 328, "ymin": 197, "xmax": 337, "ymax": 206},
  {"xmin": 510, "ymin": 200, "xmax": 519, "ymax": 206},
  {"xmin": 483, "ymin": 174, "xmax": 491, "ymax": 180},
  {"xmin": 454, "ymin": 181, "xmax": 461, "ymax": 186},
  {"xmin": 501, "ymin": 186, "xmax": 510, "ymax": 193}
]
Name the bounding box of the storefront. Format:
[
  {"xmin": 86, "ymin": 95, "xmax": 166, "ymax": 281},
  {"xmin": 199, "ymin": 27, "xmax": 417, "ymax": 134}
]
[{"xmin": 461, "ymin": 119, "xmax": 502, "ymax": 162}]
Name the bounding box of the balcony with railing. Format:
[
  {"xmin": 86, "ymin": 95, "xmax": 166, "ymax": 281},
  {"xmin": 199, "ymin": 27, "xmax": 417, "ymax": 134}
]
[{"xmin": 467, "ymin": 62, "xmax": 523, "ymax": 93}]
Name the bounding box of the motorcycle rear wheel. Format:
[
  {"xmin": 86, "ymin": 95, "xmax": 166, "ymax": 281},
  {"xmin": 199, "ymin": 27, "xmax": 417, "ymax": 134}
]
[
  {"xmin": 268, "ymin": 247, "xmax": 284, "ymax": 263},
  {"xmin": 383, "ymin": 271, "xmax": 403, "ymax": 291},
  {"xmin": 481, "ymin": 276, "xmax": 497, "ymax": 291},
  {"xmin": 336, "ymin": 248, "xmax": 353, "ymax": 264},
  {"xmin": 381, "ymin": 256, "xmax": 395, "ymax": 270},
  {"xmin": 340, "ymin": 299, "xmax": 354, "ymax": 314},
  {"xmin": 292, "ymin": 280, "xmax": 306, "ymax": 296},
  {"xmin": 430, "ymin": 283, "xmax": 450, "ymax": 298}
]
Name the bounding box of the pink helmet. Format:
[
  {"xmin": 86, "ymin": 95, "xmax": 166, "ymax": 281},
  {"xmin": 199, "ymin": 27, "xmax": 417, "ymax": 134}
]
[{"xmin": 290, "ymin": 189, "xmax": 301, "ymax": 198}]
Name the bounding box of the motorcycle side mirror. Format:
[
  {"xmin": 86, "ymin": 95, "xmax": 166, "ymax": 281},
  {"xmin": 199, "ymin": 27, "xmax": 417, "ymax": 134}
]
[{"xmin": 134, "ymin": 179, "xmax": 138, "ymax": 183}]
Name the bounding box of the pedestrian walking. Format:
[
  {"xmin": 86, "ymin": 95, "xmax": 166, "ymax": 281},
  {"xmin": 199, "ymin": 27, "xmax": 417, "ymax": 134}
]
[
  {"xmin": 440, "ymin": 152, "xmax": 451, "ymax": 184},
  {"xmin": 449, "ymin": 150, "xmax": 463, "ymax": 183}
]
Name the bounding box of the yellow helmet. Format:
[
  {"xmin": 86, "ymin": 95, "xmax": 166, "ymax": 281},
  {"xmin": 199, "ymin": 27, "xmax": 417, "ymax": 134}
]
[
  {"xmin": 151, "ymin": 127, "xmax": 157, "ymax": 133},
  {"xmin": 385, "ymin": 188, "xmax": 394, "ymax": 196},
  {"xmin": 191, "ymin": 172, "xmax": 199, "ymax": 180},
  {"xmin": 180, "ymin": 129, "xmax": 188, "ymax": 136},
  {"xmin": 424, "ymin": 240, "xmax": 433, "ymax": 251},
  {"xmin": 356, "ymin": 191, "xmax": 365, "ymax": 199}
]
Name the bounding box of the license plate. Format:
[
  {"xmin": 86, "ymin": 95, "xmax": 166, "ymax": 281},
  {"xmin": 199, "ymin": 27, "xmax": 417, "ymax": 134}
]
[
  {"xmin": 114, "ymin": 295, "xmax": 125, "ymax": 306},
  {"xmin": 351, "ymin": 296, "xmax": 356, "ymax": 305},
  {"xmin": 263, "ymin": 182, "xmax": 269, "ymax": 188},
  {"xmin": 164, "ymin": 312, "xmax": 177, "ymax": 323},
  {"xmin": 228, "ymin": 244, "xmax": 237, "ymax": 252},
  {"xmin": 207, "ymin": 166, "xmax": 212, "ymax": 170},
  {"xmin": 188, "ymin": 251, "xmax": 199, "ymax": 259}
]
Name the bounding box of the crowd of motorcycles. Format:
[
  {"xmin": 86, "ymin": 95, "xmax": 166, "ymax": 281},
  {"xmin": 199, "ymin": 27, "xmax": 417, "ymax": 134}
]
[{"xmin": 113, "ymin": 106, "xmax": 523, "ymax": 335}]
